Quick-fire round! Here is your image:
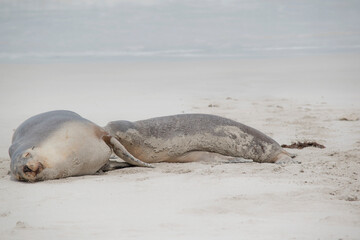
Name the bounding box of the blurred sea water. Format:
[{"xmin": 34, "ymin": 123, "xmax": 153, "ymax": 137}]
[{"xmin": 0, "ymin": 0, "xmax": 360, "ymax": 62}]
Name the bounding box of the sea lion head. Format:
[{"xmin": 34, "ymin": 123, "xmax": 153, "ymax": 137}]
[{"xmin": 10, "ymin": 146, "xmax": 47, "ymax": 182}]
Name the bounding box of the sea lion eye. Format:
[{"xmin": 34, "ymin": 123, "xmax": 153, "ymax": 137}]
[{"xmin": 23, "ymin": 152, "xmax": 31, "ymax": 158}]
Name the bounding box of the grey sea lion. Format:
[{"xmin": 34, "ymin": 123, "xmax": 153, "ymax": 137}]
[
  {"xmin": 9, "ymin": 110, "xmax": 152, "ymax": 182},
  {"xmin": 105, "ymin": 114, "xmax": 294, "ymax": 164}
]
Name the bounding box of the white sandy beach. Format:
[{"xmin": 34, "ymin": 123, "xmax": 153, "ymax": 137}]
[{"xmin": 0, "ymin": 54, "xmax": 359, "ymax": 239}]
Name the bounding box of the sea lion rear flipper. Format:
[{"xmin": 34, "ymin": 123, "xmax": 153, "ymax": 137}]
[
  {"xmin": 103, "ymin": 136, "xmax": 154, "ymax": 168},
  {"xmin": 274, "ymin": 152, "xmax": 301, "ymax": 165}
]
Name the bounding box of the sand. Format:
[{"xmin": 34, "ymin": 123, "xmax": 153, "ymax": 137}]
[{"xmin": 0, "ymin": 54, "xmax": 359, "ymax": 239}]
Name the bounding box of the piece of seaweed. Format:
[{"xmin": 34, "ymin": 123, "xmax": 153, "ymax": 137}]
[{"xmin": 281, "ymin": 141, "xmax": 325, "ymax": 149}]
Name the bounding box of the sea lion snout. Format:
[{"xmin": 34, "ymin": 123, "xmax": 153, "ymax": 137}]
[
  {"xmin": 23, "ymin": 165, "xmax": 32, "ymax": 173},
  {"xmin": 22, "ymin": 161, "xmax": 44, "ymax": 177},
  {"xmin": 11, "ymin": 154, "xmax": 45, "ymax": 182}
]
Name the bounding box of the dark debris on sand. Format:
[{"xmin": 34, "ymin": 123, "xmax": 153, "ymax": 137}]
[{"xmin": 281, "ymin": 141, "xmax": 325, "ymax": 149}]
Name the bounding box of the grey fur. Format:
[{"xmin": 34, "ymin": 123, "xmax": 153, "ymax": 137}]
[{"xmin": 105, "ymin": 114, "xmax": 289, "ymax": 163}]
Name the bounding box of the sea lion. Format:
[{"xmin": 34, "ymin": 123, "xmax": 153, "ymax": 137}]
[
  {"xmin": 105, "ymin": 114, "xmax": 294, "ymax": 164},
  {"xmin": 9, "ymin": 110, "xmax": 152, "ymax": 182}
]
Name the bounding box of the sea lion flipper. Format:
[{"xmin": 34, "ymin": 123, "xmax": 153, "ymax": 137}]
[
  {"xmin": 225, "ymin": 158, "xmax": 253, "ymax": 164},
  {"xmin": 274, "ymin": 152, "xmax": 301, "ymax": 165},
  {"xmin": 99, "ymin": 160, "xmax": 133, "ymax": 173},
  {"xmin": 105, "ymin": 136, "xmax": 154, "ymax": 168}
]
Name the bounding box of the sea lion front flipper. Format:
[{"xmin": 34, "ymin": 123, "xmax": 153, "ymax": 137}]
[
  {"xmin": 224, "ymin": 158, "xmax": 253, "ymax": 164},
  {"xmin": 98, "ymin": 160, "xmax": 133, "ymax": 173},
  {"xmin": 103, "ymin": 136, "xmax": 154, "ymax": 168}
]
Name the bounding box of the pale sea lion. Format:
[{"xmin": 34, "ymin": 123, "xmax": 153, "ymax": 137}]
[
  {"xmin": 105, "ymin": 114, "xmax": 294, "ymax": 164},
  {"xmin": 9, "ymin": 110, "xmax": 151, "ymax": 182}
]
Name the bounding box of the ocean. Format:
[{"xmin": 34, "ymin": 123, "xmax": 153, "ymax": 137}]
[{"xmin": 0, "ymin": 0, "xmax": 359, "ymax": 63}]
